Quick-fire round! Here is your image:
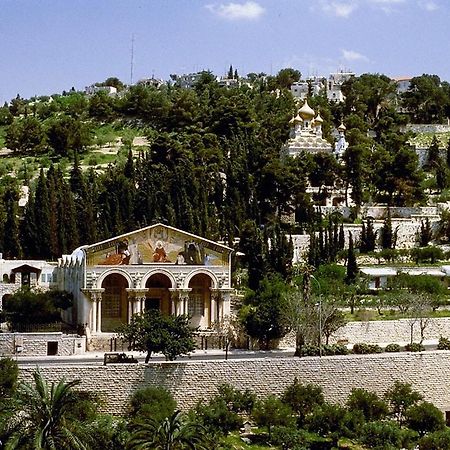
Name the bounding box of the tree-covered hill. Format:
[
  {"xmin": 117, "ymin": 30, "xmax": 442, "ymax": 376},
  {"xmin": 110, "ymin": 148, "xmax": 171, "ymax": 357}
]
[{"xmin": 0, "ymin": 70, "xmax": 449, "ymax": 263}]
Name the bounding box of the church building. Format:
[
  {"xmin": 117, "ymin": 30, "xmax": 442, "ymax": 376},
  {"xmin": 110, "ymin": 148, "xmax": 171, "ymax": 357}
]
[{"xmin": 58, "ymin": 224, "xmax": 233, "ymax": 334}]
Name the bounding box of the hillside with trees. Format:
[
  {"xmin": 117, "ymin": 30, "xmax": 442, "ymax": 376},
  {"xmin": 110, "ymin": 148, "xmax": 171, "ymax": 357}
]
[{"xmin": 1, "ymin": 70, "xmax": 450, "ymax": 347}]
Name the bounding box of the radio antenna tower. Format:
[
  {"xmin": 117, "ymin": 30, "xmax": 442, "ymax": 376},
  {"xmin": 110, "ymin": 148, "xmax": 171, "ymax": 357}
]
[{"xmin": 130, "ymin": 34, "xmax": 135, "ymax": 85}]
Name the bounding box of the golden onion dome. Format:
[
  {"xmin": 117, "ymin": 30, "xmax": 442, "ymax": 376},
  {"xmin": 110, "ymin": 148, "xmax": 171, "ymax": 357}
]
[
  {"xmin": 294, "ymin": 114, "xmax": 303, "ymax": 124},
  {"xmin": 338, "ymin": 123, "xmax": 346, "ymax": 132},
  {"xmin": 298, "ymin": 100, "xmax": 315, "ymax": 120},
  {"xmin": 314, "ymin": 112, "xmax": 324, "ymax": 125}
]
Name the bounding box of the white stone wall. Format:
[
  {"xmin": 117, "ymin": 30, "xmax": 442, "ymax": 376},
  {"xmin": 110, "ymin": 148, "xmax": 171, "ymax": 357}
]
[
  {"xmin": 0, "ymin": 333, "xmax": 85, "ymax": 356},
  {"xmin": 18, "ymin": 352, "xmax": 450, "ymax": 415},
  {"xmin": 404, "ymin": 124, "xmax": 450, "ymax": 133},
  {"xmin": 280, "ymin": 317, "xmax": 450, "ymax": 348},
  {"xmin": 291, "ymin": 215, "xmax": 442, "ymax": 262}
]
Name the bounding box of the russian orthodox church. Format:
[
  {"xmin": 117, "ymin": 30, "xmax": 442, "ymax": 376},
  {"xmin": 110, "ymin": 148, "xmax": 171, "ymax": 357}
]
[{"xmin": 281, "ymin": 99, "xmax": 348, "ymax": 159}]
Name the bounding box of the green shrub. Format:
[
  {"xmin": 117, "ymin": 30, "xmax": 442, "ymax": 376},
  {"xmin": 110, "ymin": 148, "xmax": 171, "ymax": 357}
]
[
  {"xmin": 437, "ymin": 336, "xmax": 450, "ymax": 350},
  {"xmin": 87, "ymin": 154, "xmax": 99, "ymax": 166},
  {"xmin": 405, "ymin": 343, "xmax": 425, "ymax": 352},
  {"xmin": 252, "ymin": 395, "xmax": 294, "ymax": 439},
  {"xmin": 346, "ymin": 388, "xmax": 389, "ymax": 422},
  {"xmin": 300, "ymin": 344, "xmax": 349, "ymax": 357},
  {"xmin": 353, "ymin": 343, "xmax": 383, "ymax": 354},
  {"xmin": 281, "ymin": 378, "xmax": 324, "ymax": 424},
  {"xmin": 129, "ymin": 386, "xmax": 177, "ymax": 423},
  {"xmin": 406, "ymin": 401, "xmax": 446, "ymax": 436},
  {"xmin": 331, "ymin": 343, "xmax": 349, "ymax": 355},
  {"xmin": 359, "ymin": 420, "xmax": 417, "ymax": 449},
  {"xmin": 194, "ymin": 397, "xmax": 243, "ymax": 435},
  {"xmin": 410, "ymin": 246, "xmax": 444, "ymax": 264},
  {"xmin": 0, "ymin": 357, "xmax": 19, "ymax": 398},
  {"xmin": 385, "ymin": 343, "xmax": 401, "ymax": 353},
  {"xmin": 419, "ymin": 428, "xmax": 450, "ymax": 450},
  {"xmin": 216, "ymin": 383, "xmax": 255, "ymax": 414},
  {"xmin": 300, "ymin": 344, "xmax": 320, "ymax": 357}
]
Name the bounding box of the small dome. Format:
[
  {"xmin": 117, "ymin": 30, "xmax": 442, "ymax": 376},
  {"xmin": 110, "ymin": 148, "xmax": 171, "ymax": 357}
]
[
  {"xmin": 289, "ymin": 116, "xmax": 296, "ymax": 125},
  {"xmin": 338, "ymin": 123, "xmax": 346, "ymax": 132},
  {"xmin": 314, "ymin": 112, "xmax": 324, "ymax": 125},
  {"xmin": 298, "ymin": 100, "xmax": 315, "ymax": 120},
  {"xmin": 294, "ymin": 114, "xmax": 303, "ymax": 124}
]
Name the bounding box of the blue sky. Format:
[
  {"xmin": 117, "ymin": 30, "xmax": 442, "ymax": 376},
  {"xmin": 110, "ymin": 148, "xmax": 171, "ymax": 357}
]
[{"xmin": 0, "ymin": 0, "xmax": 448, "ymax": 102}]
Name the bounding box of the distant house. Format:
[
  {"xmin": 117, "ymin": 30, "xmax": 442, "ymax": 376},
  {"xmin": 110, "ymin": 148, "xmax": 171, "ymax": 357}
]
[
  {"xmin": 360, "ymin": 266, "xmax": 449, "ymax": 290},
  {"xmin": 392, "ymin": 76, "xmax": 412, "ymax": 94},
  {"xmin": 0, "ymin": 257, "xmax": 58, "ymax": 309},
  {"xmin": 290, "ymin": 71, "xmax": 355, "ymax": 103},
  {"xmin": 84, "ymin": 85, "xmax": 117, "ymax": 96}
]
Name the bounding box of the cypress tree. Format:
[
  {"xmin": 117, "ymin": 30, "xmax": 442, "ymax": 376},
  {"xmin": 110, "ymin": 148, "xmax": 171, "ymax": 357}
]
[
  {"xmin": 228, "ymin": 64, "xmax": 233, "ymax": 79},
  {"xmin": 124, "ymin": 149, "xmax": 134, "ymax": 179},
  {"xmin": 446, "ymin": 137, "xmax": 450, "ymax": 168},
  {"xmin": 46, "ymin": 165, "xmax": 61, "ymax": 258},
  {"xmin": 20, "ymin": 190, "xmax": 38, "ymax": 258},
  {"xmin": 34, "ymin": 169, "xmax": 51, "ymax": 259},
  {"xmin": 346, "ymin": 232, "xmax": 358, "ymax": 285},
  {"xmin": 361, "ymin": 218, "xmax": 376, "ymax": 253},
  {"xmin": 3, "ymin": 187, "xmax": 22, "ymax": 258},
  {"xmin": 58, "ymin": 176, "xmax": 79, "ymax": 254},
  {"xmin": 338, "ymin": 223, "xmax": 345, "ymax": 251},
  {"xmin": 381, "ymin": 209, "xmax": 394, "ymax": 249},
  {"xmin": 360, "ymin": 221, "xmax": 367, "ymax": 253},
  {"xmin": 240, "ymin": 220, "xmax": 266, "ymax": 291},
  {"xmin": 365, "ymin": 218, "xmax": 377, "ymax": 252},
  {"xmin": 419, "ymin": 218, "xmax": 433, "ymax": 247},
  {"xmin": 427, "ymin": 135, "xmax": 440, "ymax": 170},
  {"xmin": 436, "ymin": 157, "xmax": 449, "ymax": 192}
]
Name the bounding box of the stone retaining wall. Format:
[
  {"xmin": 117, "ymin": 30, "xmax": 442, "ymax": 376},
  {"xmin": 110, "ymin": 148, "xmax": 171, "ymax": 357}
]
[
  {"xmin": 18, "ymin": 352, "xmax": 450, "ymax": 415},
  {"xmin": 281, "ymin": 317, "xmax": 450, "ymax": 348},
  {"xmin": 0, "ymin": 333, "xmax": 85, "ymax": 356}
]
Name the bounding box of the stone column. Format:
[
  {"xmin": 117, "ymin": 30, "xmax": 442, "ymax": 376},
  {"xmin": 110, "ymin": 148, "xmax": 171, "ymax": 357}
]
[
  {"xmin": 126, "ymin": 289, "xmax": 148, "ymax": 322},
  {"xmin": 178, "ymin": 289, "xmax": 192, "ymax": 315},
  {"xmin": 169, "ymin": 289, "xmax": 178, "ymax": 315},
  {"xmin": 218, "ymin": 289, "xmax": 233, "ymax": 321},
  {"xmin": 210, "ymin": 289, "xmax": 221, "ymax": 326},
  {"xmin": 82, "ymin": 288, "xmax": 104, "ymax": 334},
  {"xmin": 96, "ymin": 294, "xmax": 102, "ymax": 333}
]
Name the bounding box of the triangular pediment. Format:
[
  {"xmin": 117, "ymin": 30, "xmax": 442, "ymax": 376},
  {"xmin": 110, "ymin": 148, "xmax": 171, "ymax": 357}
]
[{"xmin": 84, "ymin": 224, "xmax": 232, "ymax": 267}]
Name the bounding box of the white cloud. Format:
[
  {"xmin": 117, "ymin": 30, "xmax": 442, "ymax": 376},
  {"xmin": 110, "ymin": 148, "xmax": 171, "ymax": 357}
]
[
  {"xmin": 418, "ymin": 0, "xmax": 438, "ymax": 11},
  {"xmin": 367, "ymin": 0, "xmax": 406, "ymax": 13},
  {"xmin": 317, "ymin": 0, "xmax": 358, "ymax": 18},
  {"xmin": 315, "ymin": 0, "xmax": 415, "ymax": 17},
  {"xmin": 369, "ymin": 0, "xmax": 405, "ymax": 4},
  {"xmin": 341, "ymin": 49, "xmax": 369, "ymax": 62},
  {"xmin": 206, "ymin": 1, "xmax": 265, "ymax": 20}
]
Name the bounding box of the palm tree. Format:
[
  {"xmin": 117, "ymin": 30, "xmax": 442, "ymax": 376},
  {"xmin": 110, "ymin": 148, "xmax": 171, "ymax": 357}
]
[
  {"xmin": 126, "ymin": 410, "xmax": 210, "ymax": 450},
  {"xmin": 4, "ymin": 370, "xmax": 91, "ymax": 450}
]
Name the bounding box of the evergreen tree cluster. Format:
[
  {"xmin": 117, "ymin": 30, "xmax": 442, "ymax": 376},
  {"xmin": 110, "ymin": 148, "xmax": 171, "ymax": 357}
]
[{"xmin": 0, "ymin": 70, "xmax": 448, "ymax": 271}]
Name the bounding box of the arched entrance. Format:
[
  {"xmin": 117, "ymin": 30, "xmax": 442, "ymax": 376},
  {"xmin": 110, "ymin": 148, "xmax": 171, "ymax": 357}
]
[
  {"xmin": 188, "ymin": 273, "xmax": 213, "ymax": 328},
  {"xmin": 145, "ymin": 273, "xmax": 172, "ymax": 315},
  {"xmin": 101, "ymin": 273, "xmax": 129, "ymax": 332}
]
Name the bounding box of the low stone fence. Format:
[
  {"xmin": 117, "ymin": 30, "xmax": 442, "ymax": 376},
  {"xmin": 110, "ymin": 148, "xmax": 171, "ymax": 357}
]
[
  {"xmin": 0, "ymin": 332, "xmax": 85, "ymax": 356},
  {"xmin": 18, "ymin": 352, "xmax": 450, "ymax": 415},
  {"xmin": 280, "ymin": 317, "xmax": 450, "ymax": 348}
]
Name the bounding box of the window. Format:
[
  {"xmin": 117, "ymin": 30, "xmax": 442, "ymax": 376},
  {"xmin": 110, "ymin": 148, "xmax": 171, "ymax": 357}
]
[
  {"xmin": 103, "ymin": 287, "xmax": 122, "ymax": 318},
  {"xmin": 188, "ymin": 293, "xmax": 204, "ymax": 317}
]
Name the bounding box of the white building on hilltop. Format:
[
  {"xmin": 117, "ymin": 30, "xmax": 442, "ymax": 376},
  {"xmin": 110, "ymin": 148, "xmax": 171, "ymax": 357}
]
[{"xmin": 290, "ymin": 71, "xmax": 355, "ymax": 103}]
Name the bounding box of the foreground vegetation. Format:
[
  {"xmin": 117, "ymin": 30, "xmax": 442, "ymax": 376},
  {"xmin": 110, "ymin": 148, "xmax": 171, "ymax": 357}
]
[{"xmin": 1, "ymin": 359, "xmax": 450, "ymax": 449}]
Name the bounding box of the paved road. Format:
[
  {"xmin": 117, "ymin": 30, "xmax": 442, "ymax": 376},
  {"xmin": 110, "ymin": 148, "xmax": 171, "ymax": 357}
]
[{"xmin": 16, "ymin": 349, "xmax": 296, "ymax": 367}]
